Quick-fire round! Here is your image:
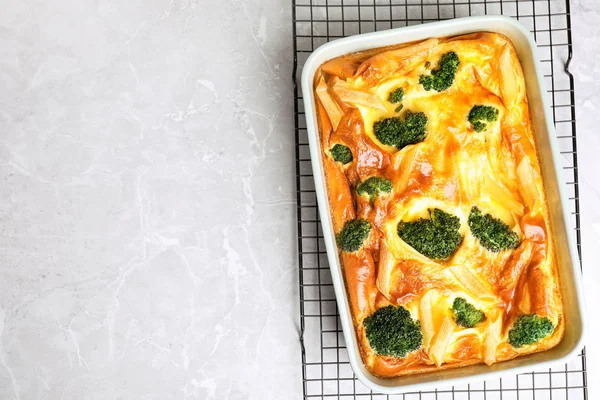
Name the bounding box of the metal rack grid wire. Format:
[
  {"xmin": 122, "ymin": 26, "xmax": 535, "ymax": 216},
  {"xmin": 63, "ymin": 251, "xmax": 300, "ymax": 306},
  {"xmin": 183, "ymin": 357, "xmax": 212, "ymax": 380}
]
[{"xmin": 292, "ymin": 0, "xmax": 587, "ymax": 399}]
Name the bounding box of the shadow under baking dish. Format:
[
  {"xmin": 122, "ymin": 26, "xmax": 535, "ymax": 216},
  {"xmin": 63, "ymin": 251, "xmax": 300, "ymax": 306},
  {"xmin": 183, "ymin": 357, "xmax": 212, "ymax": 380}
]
[{"xmin": 300, "ymin": 15, "xmax": 586, "ymax": 394}]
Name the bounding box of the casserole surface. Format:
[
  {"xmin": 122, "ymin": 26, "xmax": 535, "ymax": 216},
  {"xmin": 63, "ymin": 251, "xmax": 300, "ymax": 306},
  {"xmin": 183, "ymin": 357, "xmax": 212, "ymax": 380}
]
[{"xmin": 313, "ymin": 31, "xmax": 565, "ymax": 378}]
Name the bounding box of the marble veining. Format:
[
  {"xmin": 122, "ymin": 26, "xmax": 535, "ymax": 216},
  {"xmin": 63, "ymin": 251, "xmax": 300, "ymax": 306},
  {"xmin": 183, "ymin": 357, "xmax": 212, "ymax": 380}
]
[{"xmin": 0, "ymin": 0, "xmax": 297, "ymax": 399}]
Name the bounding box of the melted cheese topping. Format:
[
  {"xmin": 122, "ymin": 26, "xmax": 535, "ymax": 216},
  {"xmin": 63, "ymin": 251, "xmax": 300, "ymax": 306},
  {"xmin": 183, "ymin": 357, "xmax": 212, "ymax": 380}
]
[{"xmin": 314, "ymin": 33, "xmax": 564, "ymax": 377}]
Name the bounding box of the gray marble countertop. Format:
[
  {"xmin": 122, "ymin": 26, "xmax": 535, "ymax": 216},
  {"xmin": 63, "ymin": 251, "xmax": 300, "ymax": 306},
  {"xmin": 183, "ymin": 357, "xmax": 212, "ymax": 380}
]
[{"xmin": 0, "ymin": 0, "xmax": 598, "ymax": 399}]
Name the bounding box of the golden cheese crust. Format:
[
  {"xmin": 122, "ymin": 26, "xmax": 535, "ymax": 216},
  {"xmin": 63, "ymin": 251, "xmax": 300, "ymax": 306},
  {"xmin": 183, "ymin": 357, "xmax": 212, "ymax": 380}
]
[{"xmin": 313, "ymin": 32, "xmax": 565, "ymax": 378}]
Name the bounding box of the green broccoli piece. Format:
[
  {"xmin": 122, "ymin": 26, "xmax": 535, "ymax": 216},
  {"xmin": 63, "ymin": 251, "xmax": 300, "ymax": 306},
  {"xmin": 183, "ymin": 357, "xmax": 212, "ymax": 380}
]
[
  {"xmin": 388, "ymin": 88, "xmax": 405, "ymax": 104},
  {"xmin": 472, "ymin": 121, "xmax": 486, "ymax": 132},
  {"xmin": 419, "ymin": 52, "xmax": 460, "ymax": 92},
  {"xmin": 395, "ymin": 104, "xmax": 404, "ymax": 113},
  {"xmin": 508, "ymin": 314, "xmax": 554, "ymax": 348},
  {"xmin": 452, "ymin": 297, "xmax": 486, "ymax": 328},
  {"xmin": 401, "ymin": 111, "xmax": 428, "ymax": 145},
  {"xmin": 373, "ymin": 111, "xmax": 428, "ymax": 149},
  {"xmin": 468, "ymin": 206, "xmax": 520, "ymax": 252},
  {"xmin": 374, "ymin": 117, "xmax": 402, "ymax": 146},
  {"xmin": 397, "ymin": 208, "xmax": 463, "ymax": 260},
  {"xmin": 330, "ymin": 144, "xmax": 353, "ymax": 164},
  {"xmin": 364, "ymin": 305, "xmax": 423, "ymax": 358},
  {"xmin": 357, "ymin": 177, "xmax": 393, "ymax": 201},
  {"xmin": 336, "ymin": 219, "xmax": 371, "ymax": 252},
  {"xmin": 468, "ymin": 105, "xmax": 499, "ymax": 132}
]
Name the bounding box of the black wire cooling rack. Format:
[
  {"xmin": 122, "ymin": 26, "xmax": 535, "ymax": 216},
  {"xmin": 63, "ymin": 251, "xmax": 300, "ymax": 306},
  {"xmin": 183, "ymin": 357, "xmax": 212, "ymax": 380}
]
[{"xmin": 292, "ymin": 0, "xmax": 587, "ymax": 398}]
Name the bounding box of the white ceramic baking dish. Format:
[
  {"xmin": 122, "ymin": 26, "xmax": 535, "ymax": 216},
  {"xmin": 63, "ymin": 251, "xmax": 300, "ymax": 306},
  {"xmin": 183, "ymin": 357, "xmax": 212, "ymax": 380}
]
[{"xmin": 301, "ymin": 16, "xmax": 586, "ymax": 394}]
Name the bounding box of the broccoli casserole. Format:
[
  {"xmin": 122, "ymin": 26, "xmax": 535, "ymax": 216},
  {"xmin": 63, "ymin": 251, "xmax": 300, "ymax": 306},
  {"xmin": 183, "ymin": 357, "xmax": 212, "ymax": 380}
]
[{"xmin": 312, "ymin": 32, "xmax": 564, "ymax": 377}]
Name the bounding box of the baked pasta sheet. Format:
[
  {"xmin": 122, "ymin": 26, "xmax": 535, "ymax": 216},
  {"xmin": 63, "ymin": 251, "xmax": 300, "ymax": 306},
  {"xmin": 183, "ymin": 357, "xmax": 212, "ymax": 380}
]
[{"xmin": 313, "ymin": 32, "xmax": 564, "ymax": 378}]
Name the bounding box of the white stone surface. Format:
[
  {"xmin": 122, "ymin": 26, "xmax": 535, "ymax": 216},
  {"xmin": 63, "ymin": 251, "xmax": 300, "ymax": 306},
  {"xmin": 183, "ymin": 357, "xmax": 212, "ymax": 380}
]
[
  {"xmin": 0, "ymin": 1, "xmax": 298, "ymax": 399},
  {"xmin": 0, "ymin": 0, "xmax": 597, "ymax": 399}
]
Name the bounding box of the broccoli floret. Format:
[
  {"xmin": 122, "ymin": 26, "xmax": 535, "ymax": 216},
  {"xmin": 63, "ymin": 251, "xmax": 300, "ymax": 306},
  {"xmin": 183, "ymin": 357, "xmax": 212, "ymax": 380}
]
[
  {"xmin": 330, "ymin": 144, "xmax": 353, "ymax": 164},
  {"xmin": 373, "ymin": 111, "xmax": 428, "ymax": 149},
  {"xmin": 468, "ymin": 105, "xmax": 499, "ymax": 132},
  {"xmin": 357, "ymin": 177, "xmax": 393, "ymax": 200},
  {"xmin": 419, "ymin": 52, "xmax": 460, "ymax": 92},
  {"xmin": 374, "ymin": 117, "xmax": 403, "ymax": 146},
  {"xmin": 397, "ymin": 208, "xmax": 463, "ymax": 260},
  {"xmin": 452, "ymin": 297, "xmax": 486, "ymax": 328},
  {"xmin": 388, "ymin": 88, "xmax": 405, "ymax": 104},
  {"xmin": 364, "ymin": 305, "xmax": 423, "ymax": 358},
  {"xmin": 401, "ymin": 111, "xmax": 428, "ymax": 145},
  {"xmin": 468, "ymin": 206, "xmax": 520, "ymax": 252},
  {"xmin": 508, "ymin": 314, "xmax": 554, "ymax": 348},
  {"xmin": 336, "ymin": 219, "xmax": 371, "ymax": 252},
  {"xmin": 472, "ymin": 121, "xmax": 486, "ymax": 132}
]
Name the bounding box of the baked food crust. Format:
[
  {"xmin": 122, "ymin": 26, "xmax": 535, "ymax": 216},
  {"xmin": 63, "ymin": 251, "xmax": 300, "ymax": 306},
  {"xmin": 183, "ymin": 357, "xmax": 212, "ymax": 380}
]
[{"xmin": 313, "ymin": 32, "xmax": 565, "ymax": 378}]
